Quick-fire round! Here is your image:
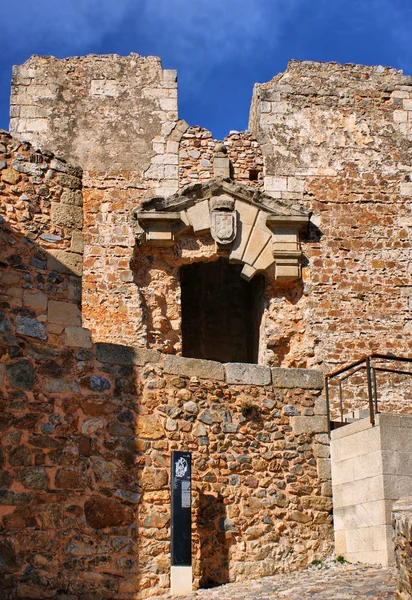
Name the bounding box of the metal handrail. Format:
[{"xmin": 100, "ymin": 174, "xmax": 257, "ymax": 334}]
[{"xmin": 325, "ymin": 353, "xmax": 412, "ymax": 433}]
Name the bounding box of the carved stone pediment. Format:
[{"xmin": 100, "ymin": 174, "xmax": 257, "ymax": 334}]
[{"xmin": 132, "ymin": 178, "xmax": 311, "ymax": 281}]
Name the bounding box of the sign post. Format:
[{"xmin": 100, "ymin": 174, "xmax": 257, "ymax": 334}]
[{"xmin": 170, "ymin": 451, "xmax": 192, "ymax": 595}]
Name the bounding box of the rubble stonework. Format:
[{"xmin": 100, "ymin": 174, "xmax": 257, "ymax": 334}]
[
  {"xmin": 2, "ymin": 52, "xmax": 412, "ymax": 597},
  {"xmin": 10, "ymin": 55, "xmax": 412, "ymax": 385},
  {"xmin": 0, "ymin": 134, "xmax": 333, "ymax": 596},
  {"xmin": 392, "ymin": 497, "xmax": 412, "ymax": 599}
]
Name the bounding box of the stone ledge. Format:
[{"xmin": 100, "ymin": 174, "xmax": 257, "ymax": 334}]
[
  {"xmin": 271, "ymin": 367, "xmax": 324, "ymax": 389},
  {"xmin": 225, "ymin": 363, "xmax": 271, "ymax": 386},
  {"xmin": 292, "ymin": 416, "xmax": 329, "ymax": 435},
  {"xmin": 392, "ymin": 496, "xmax": 412, "ymax": 514},
  {"xmin": 95, "ymin": 343, "xmax": 161, "ymax": 366},
  {"xmin": 162, "ymin": 355, "xmax": 225, "ymax": 380}
]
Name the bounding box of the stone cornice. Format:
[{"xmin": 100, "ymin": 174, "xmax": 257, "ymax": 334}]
[{"xmin": 132, "ymin": 178, "xmax": 310, "ymax": 280}]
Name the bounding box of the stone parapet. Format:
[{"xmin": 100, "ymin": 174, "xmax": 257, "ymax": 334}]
[{"xmin": 392, "ymin": 497, "xmax": 412, "ymax": 600}]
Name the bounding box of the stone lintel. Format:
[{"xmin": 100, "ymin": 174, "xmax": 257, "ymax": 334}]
[
  {"xmin": 162, "ymin": 355, "xmax": 225, "ymax": 380},
  {"xmin": 267, "ymin": 215, "xmax": 309, "ymax": 230},
  {"xmin": 225, "ymin": 363, "xmax": 271, "ymax": 386},
  {"xmin": 271, "ymin": 367, "xmax": 324, "ymax": 389},
  {"xmin": 95, "ymin": 343, "xmax": 161, "ymax": 366},
  {"xmin": 134, "ymin": 212, "xmax": 181, "ymax": 222}
]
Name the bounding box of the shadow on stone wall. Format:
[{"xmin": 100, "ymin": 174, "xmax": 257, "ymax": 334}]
[
  {"xmin": 0, "ymin": 219, "xmax": 143, "ymax": 599},
  {"xmin": 198, "ymin": 492, "xmax": 231, "ymax": 588}
]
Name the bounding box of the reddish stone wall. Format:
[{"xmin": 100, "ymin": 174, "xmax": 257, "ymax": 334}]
[
  {"xmin": 392, "ymin": 497, "xmax": 412, "ymax": 600},
  {"xmin": 9, "ymin": 56, "xmax": 412, "ymax": 419},
  {"xmin": 0, "ymin": 133, "xmax": 333, "ymax": 598},
  {"xmin": 179, "ymin": 126, "xmax": 263, "ymax": 189}
]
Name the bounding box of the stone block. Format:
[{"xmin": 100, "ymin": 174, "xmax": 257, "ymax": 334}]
[
  {"xmin": 96, "ymin": 343, "xmax": 161, "ymax": 366},
  {"xmin": 6, "ymin": 359, "xmax": 35, "ymax": 390},
  {"xmin": 213, "ymin": 155, "xmax": 230, "ymax": 178},
  {"xmin": 45, "ymin": 378, "xmax": 79, "ymax": 393},
  {"xmin": 15, "ymin": 315, "xmax": 47, "ymax": 340},
  {"xmin": 394, "ymin": 110, "xmax": 408, "ymax": 123},
  {"xmin": 287, "ymin": 177, "xmax": 305, "ymax": 193},
  {"xmin": 48, "ymin": 300, "xmax": 81, "ymax": 326},
  {"xmin": 400, "ymin": 183, "xmax": 412, "ymax": 197},
  {"xmin": 90, "ymin": 79, "xmax": 120, "ymax": 97},
  {"xmin": 252, "ymin": 239, "xmax": 274, "ymax": 272},
  {"xmin": 68, "ymin": 276, "xmax": 82, "ymax": 302},
  {"xmin": 225, "ymin": 363, "xmax": 271, "ymax": 386},
  {"xmin": 314, "ymin": 396, "xmax": 328, "ymax": 415},
  {"xmin": 317, "ymin": 457, "xmax": 332, "ymax": 480},
  {"xmin": 159, "ymin": 97, "xmax": 177, "ymax": 111},
  {"xmin": 23, "ymin": 291, "xmax": 48, "ymax": 311},
  {"xmin": 331, "ymin": 425, "xmax": 381, "ymax": 461},
  {"xmin": 292, "ymin": 416, "xmax": 328, "ymax": 435},
  {"xmin": 271, "ymin": 368, "xmax": 324, "ymax": 389},
  {"xmin": 265, "ymin": 176, "xmax": 287, "ymax": 192},
  {"xmin": 353, "ymin": 450, "xmax": 383, "ymax": 481},
  {"xmin": 331, "ymin": 456, "xmax": 354, "ymax": 486},
  {"xmin": 136, "ymin": 415, "xmax": 164, "ymax": 439},
  {"xmin": 71, "ymin": 231, "xmax": 84, "ymax": 254},
  {"xmin": 332, "ymin": 476, "xmax": 385, "ymax": 508},
  {"xmin": 51, "ymin": 202, "xmax": 83, "ymax": 229},
  {"xmin": 186, "ymin": 200, "xmax": 210, "ymax": 233},
  {"xmin": 162, "ymin": 355, "xmax": 225, "ymax": 381},
  {"xmin": 61, "ymin": 189, "xmax": 83, "ymax": 206},
  {"xmin": 242, "ymin": 221, "xmax": 271, "ymax": 267},
  {"xmin": 47, "ymin": 250, "xmax": 83, "ymax": 276},
  {"xmin": 1, "ymin": 168, "xmax": 20, "ymax": 185},
  {"xmin": 65, "ymin": 326, "xmax": 92, "ymax": 348}
]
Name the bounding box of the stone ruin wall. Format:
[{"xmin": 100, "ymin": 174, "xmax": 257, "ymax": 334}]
[
  {"xmin": 249, "ymin": 60, "xmax": 412, "ymax": 417},
  {"xmin": 9, "ymin": 56, "xmax": 412, "ymax": 390},
  {"xmin": 3, "ymin": 50, "xmax": 412, "ymax": 598},
  {"xmin": 392, "ymin": 497, "xmax": 412, "ymax": 600},
  {"xmin": 9, "ymin": 56, "xmax": 412, "ymax": 408},
  {"xmin": 0, "ymin": 131, "xmax": 333, "ymax": 598}
]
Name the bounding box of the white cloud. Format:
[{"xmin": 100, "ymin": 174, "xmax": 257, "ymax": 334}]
[
  {"xmin": 138, "ymin": 0, "xmax": 312, "ymax": 94},
  {"xmin": 2, "ymin": 0, "xmax": 136, "ymax": 52}
]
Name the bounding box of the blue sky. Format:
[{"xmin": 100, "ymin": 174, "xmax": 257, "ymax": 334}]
[{"xmin": 1, "ymin": 0, "xmax": 412, "ymax": 139}]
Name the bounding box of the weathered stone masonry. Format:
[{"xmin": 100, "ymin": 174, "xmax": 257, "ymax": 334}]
[
  {"xmin": 10, "ymin": 55, "xmax": 412, "ymax": 382},
  {"xmin": 3, "ymin": 52, "xmax": 412, "ymax": 597},
  {"xmin": 0, "ymin": 130, "xmax": 333, "ymax": 598}
]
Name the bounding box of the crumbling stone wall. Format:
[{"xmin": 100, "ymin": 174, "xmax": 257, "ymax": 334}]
[
  {"xmin": 10, "ymin": 54, "xmax": 178, "ymax": 183},
  {"xmin": 179, "ymin": 126, "xmax": 264, "ymax": 188},
  {"xmin": 392, "ymin": 497, "xmax": 412, "ymax": 599},
  {"xmin": 0, "ymin": 129, "xmax": 84, "ymax": 336},
  {"xmin": 9, "ymin": 56, "xmax": 412, "ymax": 415},
  {"xmin": 0, "ymin": 132, "xmax": 333, "ymax": 598},
  {"xmin": 250, "ymin": 60, "xmax": 412, "ymax": 376}
]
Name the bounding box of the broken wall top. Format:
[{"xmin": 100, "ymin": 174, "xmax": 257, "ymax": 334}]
[{"xmin": 10, "ymin": 53, "xmax": 179, "ymax": 173}]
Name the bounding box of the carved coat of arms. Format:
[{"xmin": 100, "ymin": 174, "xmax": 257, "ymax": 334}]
[{"xmin": 211, "ymin": 210, "xmax": 237, "ymax": 245}]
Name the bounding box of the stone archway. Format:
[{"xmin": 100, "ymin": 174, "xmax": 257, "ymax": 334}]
[{"xmin": 132, "ymin": 178, "xmax": 311, "ymax": 361}]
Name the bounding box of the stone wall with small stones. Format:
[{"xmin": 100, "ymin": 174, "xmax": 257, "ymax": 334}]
[
  {"xmin": 250, "ymin": 60, "xmax": 412, "ymax": 378},
  {"xmin": 9, "ymin": 55, "xmax": 412, "ymax": 415},
  {"xmin": 392, "ymin": 497, "xmax": 412, "ymax": 600},
  {"xmin": 0, "ymin": 131, "xmax": 334, "ymax": 599},
  {"xmin": 179, "ymin": 126, "xmax": 264, "ymax": 189},
  {"xmin": 0, "ymin": 129, "xmax": 85, "ymax": 343}
]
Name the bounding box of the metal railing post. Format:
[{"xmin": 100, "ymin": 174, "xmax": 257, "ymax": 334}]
[
  {"xmin": 372, "ymin": 367, "xmax": 378, "ymax": 414},
  {"xmin": 339, "ymin": 380, "xmax": 344, "ymax": 423},
  {"xmin": 325, "ymin": 376, "xmax": 331, "ymax": 435},
  {"xmin": 366, "ymin": 356, "xmax": 375, "ymax": 426}
]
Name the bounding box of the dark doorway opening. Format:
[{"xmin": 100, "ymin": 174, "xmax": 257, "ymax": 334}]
[{"xmin": 180, "ymin": 259, "xmax": 265, "ymax": 363}]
